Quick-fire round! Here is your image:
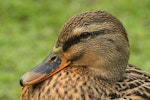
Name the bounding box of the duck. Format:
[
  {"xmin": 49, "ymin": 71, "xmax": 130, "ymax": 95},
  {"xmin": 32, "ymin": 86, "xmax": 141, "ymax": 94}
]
[{"xmin": 19, "ymin": 10, "xmax": 150, "ymax": 100}]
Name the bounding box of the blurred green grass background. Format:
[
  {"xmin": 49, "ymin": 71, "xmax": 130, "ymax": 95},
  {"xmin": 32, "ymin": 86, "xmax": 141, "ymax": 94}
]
[{"xmin": 0, "ymin": 0, "xmax": 150, "ymax": 99}]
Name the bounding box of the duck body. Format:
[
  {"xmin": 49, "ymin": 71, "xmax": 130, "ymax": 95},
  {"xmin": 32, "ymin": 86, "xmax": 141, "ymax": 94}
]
[
  {"xmin": 20, "ymin": 65, "xmax": 150, "ymax": 100},
  {"xmin": 20, "ymin": 10, "xmax": 150, "ymax": 100}
]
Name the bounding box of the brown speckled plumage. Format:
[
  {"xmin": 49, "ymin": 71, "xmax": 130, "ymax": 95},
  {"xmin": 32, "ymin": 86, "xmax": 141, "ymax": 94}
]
[{"xmin": 20, "ymin": 10, "xmax": 150, "ymax": 100}]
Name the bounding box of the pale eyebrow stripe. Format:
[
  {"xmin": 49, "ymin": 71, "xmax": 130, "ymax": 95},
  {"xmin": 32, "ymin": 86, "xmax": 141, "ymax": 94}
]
[{"xmin": 73, "ymin": 23, "xmax": 114, "ymax": 36}]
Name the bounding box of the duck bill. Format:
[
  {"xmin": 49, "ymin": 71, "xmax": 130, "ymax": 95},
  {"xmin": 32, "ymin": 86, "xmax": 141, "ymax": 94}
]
[{"xmin": 20, "ymin": 52, "xmax": 71, "ymax": 86}]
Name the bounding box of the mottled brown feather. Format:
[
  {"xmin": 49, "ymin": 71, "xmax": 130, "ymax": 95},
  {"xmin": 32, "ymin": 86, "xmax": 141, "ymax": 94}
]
[{"xmin": 20, "ymin": 65, "xmax": 150, "ymax": 100}]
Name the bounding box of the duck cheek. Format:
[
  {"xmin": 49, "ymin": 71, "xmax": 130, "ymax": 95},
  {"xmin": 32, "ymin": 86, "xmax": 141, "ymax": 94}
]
[{"xmin": 64, "ymin": 48, "xmax": 84, "ymax": 61}]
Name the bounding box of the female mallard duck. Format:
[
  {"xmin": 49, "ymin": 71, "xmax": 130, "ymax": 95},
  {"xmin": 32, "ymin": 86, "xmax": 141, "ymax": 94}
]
[{"xmin": 19, "ymin": 10, "xmax": 150, "ymax": 100}]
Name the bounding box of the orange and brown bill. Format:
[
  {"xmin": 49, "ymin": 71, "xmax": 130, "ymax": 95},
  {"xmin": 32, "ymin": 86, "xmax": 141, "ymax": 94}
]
[{"xmin": 20, "ymin": 52, "xmax": 71, "ymax": 86}]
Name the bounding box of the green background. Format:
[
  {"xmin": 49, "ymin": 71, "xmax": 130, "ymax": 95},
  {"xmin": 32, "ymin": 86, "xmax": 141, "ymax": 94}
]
[{"xmin": 0, "ymin": 0, "xmax": 150, "ymax": 99}]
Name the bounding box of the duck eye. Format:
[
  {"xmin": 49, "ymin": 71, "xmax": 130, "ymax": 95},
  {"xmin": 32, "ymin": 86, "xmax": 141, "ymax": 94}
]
[{"xmin": 79, "ymin": 32, "xmax": 91, "ymax": 39}]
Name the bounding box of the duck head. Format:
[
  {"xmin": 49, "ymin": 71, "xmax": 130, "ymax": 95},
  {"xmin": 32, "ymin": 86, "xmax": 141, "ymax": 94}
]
[{"xmin": 20, "ymin": 10, "xmax": 129, "ymax": 86}]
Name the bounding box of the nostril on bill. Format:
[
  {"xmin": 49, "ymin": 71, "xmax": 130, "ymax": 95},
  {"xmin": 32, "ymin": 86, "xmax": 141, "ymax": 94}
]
[
  {"xmin": 51, "ymin": 56, "xmax": 56, "ymax": 61},
  {"xmin": 48, "ymin": 56, "xmax": 57, "ymax": 62}
]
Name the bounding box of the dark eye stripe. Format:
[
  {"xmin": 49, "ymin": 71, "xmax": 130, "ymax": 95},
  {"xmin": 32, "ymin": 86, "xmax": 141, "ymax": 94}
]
[
  {"xmin": 80, "ymin": 30, "xmax": 107, "ymax": 39},
  {"xmin": 78, "ymin": 32, "xmax": 91, "ymax": 39},
  {"xmin": 63, "ymin": 29, "xmax": 108, "ymax": 51}
]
